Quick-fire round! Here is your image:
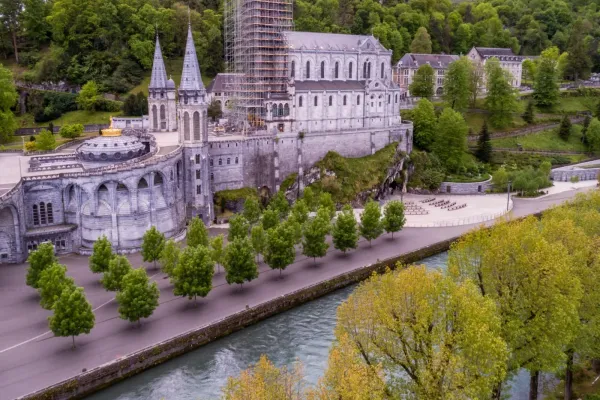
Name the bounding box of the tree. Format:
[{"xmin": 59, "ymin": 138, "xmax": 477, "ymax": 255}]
[
  {"xmin": 443, "ymin": 57, "xmax": 472, "ymax": 111},
  {"xmin": 172, "ymin": 246, "xmax": 214, "ymax": 304},
  {"xmin": 141, "ymin": 226, "xmax": 165, "ymax": 268},
  {"xmin": 476, "ymin": 120, "xmax": 492, "ymax": 163},
  {"xmin": 522, "ymin": 100, "xmax": 535, "ymax": 125},
  {"xmin": 207, "ymin": 99, "xmax": 223, "ymax": 122},
  {"xmin": 26, "ymin": 242, "xmax": 57, "ymax": 289},
  {"xmin": 77, "ymin": 81, "xmax": 101, "ymax": 111},
  {"xmin": 242, "ymin": 197, "xmax": 261, "ymax": 225},
  {"xmin": 59, "ymin": 124, "xmax": 84, "ymax": 139},
  {"xmin": 559, "ymin": 114, "xmax": 572, "ymax": 141},
  {"xmin": 469, "ymin": 63, "xmax": 484, "ymax": 107},
  {"xmin": 38, "ymin": 263, "xmax": 75, "ymax": 310},
  {"xmin": 318, "ymin": 192, "xmax": 336, "ymax": 221},
  {"xmin": 582, "ymin": 114, "xmax": 591, "ymax": 145},
  {"xmin": 48, "ymin": 286, "xmax": 95, "ymax": 349},
  {"xmin": 533, "ymin": 47, "xmax": 560, "ymax": 108},
  {"xmin": 565, "ymin": 19, "xmax": 591, "ymax": 81},
  {"xmin": 224, "ymin": 237, "xmax": 258, "ymax": 288},
  {"xmin": 409, "ymin": 64, "xmax": 434, "ymax": 99},
  {"xmin": 332, "ymin": 265, "xmax": 508, "ymax": 399},
  {"xmin": 290, "ymin": 199, "xmax": 310, "ymax": 225},
  {"xmin": 101, "ymin": 255, "xmax": 132, "ymax": 292},
  {"xmin": 448, "ymin": 218, "xmax": 581, "ymax": 399},
  {"xmin": 485, "ymin": 58, "xmax": 520, "ymax": 129},
  {"xmin": 35, "ymin": 129, "xmax": 56, "ymax": 151},
  {"xmin": 0, "ymin": 64, "xmax": 17, "ymax": 144},
  {"xmin": 302, "ymin": 187, "xmax": 316, "ymax": 211},
  {"xmin": 261, "ymin": 208, "xmax": 279, "ymax": 231},
  {"xmin": 89, "ymin": 235, "xmax": 113, "ymax": 274},
  {"xmin": 412, "ymin": 98, "xmax": 437, "ymax": 151},
  {"xmin": 159, "ymin": 239, "xmax": 180, "ymax": 277},
  {"xmin": 187, "ymin": 217, "xmax": 209, "ymax": 248},
  {"xmin": 210, "ymin": 234, "xmax": 225, "ymax": 273},
  {"xmin": 410, "ymin": 27, "xmax": 432, "ymax": 53},
  {"xmin": 382, "ymin": 200, "xmax": 405, "ymax": 239},
  {"xmin": 359, "ymin": 200, "xmax": 383, "ymax": 246},
  {"xmin": 586, "ymin": 118, "xmax": 600, "ymax": 152},
  {"xmin": 116, "ymin": 268, "xmax": 160, "ymax": 326},
  {"xmin": 264, "ymin": 223, "xmax": 296, "ymax": 277},
  {"xmin": 432, "ymin": 108, "xmax": 469, "ymax": 172},
  {"xmin": 0, "ymin": 0, "xmax": 23, "ymax": 63},
  {"xmin": 302, "ymin": 211, "xmax": 330, "ymax": 263},
  {"xmin": 250, "ymin": 224, "xmax": 267, "ymax": 263},
  {"xmin": 228, "ymin": 214, "xmax": 249, "ymax": 242},
  {"xmin": 332, "ymin": 205, "xmax": 358, "ymax": 253},
  {"xmin": 269, "ymin": 192, "xmax": 290, "ymax": 219}
]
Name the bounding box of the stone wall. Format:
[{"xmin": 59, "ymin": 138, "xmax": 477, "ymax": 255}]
[
  {"xmin": 439, "ymin": 177, "xmax": 492, "ymax": 195},
  {"xmin": 551, "ymin": 168, "xmax": 600, "ymax": 182}
]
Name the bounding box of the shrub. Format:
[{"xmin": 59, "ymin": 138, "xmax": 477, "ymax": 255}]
[
  {"xmin": 35, "ymin": 129, "xmax": 56, "ymax": 151},
  {"xmin": 570, "ymin": 175, "xmax": 580, "ymax": 183},
  {"xmin": 25, "ymin": 141, "xmax": 37, "ymax": 152},
  {"xmin": 59, "ymin": 124, "xmax": 84, "ymax": 139}
]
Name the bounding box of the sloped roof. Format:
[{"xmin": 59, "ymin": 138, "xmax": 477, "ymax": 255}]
[
  {"xmin": 474, "ymin": 47, "xmax": 516, "ymax": 57},
  {"xmin": 179, "ymin": 24, "xmax": 205, "ymax": 93},
  {"xmin": 282, "ymin": 31, "xmax": 387, "ymax": 52},
  {"xmin": 294, "ymin": 80, "xmax": 366, "ymax": 91},
  {"xmin": 149, "ymin": 36, "xmax": 168, "ymax": 90},
  {"xmin": 396, "ymin": 53, "xmax": 459, "ymax": 69},
  {"xmin": 206, "ymin": 73, "xmax": 243, "ymax": 94}
]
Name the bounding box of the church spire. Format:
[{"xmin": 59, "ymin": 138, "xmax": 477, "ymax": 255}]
[
  {"xmin": 149, "ymin": 34, "xmax": 168, "ymax": 90},
  {"xmin": 179, "ymin": 24, "xmax": 205, "ymax": 94}
]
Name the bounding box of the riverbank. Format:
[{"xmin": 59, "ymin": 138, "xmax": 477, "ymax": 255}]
[{"xmin": 0, "ymin": 186, "xmax": 595, "ymax": 400}]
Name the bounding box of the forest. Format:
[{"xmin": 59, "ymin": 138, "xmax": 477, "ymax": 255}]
[{"xmin": 0, "ymin": 0, "xmax": 599, "ymax": 94}]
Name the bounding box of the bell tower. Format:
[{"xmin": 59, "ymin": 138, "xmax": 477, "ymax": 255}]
[{"xmin": 148, "ymin": 35, "xmax": 177, "ymax": 132}]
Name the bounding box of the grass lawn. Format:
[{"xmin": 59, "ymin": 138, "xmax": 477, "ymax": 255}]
[
  {"xmin": 464, "ymin": 112, "xmax": 528, "ymax": 133},
  {"xmin": 490, "ymin": 125, "xmax": 587, "ymax": 152},
  {"xmin": 2, "ymin": 131, "xmax": 98, "ymax": 150},
  {"xmin": 15, "ymin": 111, "xmax": 120, "ymax": 129},
  {"xmin": 490, "ymin": 152, "xmax": 589, "ymax": 169},
  {"xmin": 128, "ymin": 57, "xmax": 213, "ymax": 96},
  {"xmin": 444, "ymin": 173, "xmax": 491, "ymax": 183}
]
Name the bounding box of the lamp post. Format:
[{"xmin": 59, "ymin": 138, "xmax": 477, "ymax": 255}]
[{"xmin": 507, "ymin": 180, "xmax": 512, "ymax": 211}]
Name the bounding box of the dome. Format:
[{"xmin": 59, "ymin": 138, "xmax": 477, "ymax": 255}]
[
  {"xmin": 167, "ymin": 79, "xmax": 176, "ymax": 89},
  {"xmin": 76, "ymin": 134, "xmax": 146, "ymax": 162}
]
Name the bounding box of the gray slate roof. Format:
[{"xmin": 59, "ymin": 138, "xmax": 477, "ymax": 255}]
[
  {"xmin": 179, "ymin": 24, "xmax": 205, "ymax": 94},
  {"xmin": 282, "ymin": 31, "xmax": 387, "ymax": 52},
  {"xmin": 149, "ymin": 36, "xmax": 168, "ymax": 90},
  {"xmin": 396, "ymin": 53, "xmax": 459, "ymax": 69},
  {"xmin": 206, "ymin": 73, "xmax": 243, "ymax": 94},
  {"xmin": 474, "ymin": 47, "xmax": 516, "ymax": 57},
  {"xmin": 294, "ymin": 80, "xmax": 366, "ymax": 91}
]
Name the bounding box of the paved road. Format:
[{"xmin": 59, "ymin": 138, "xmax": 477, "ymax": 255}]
[{"xmin": 0, "ymin": 187, "xmax": 595, "ymax": 399}]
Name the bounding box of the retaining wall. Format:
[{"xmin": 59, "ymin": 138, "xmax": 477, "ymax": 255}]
[
  {"xmin": 551, "ymin": 168, "xmax": 600, "ymax": 182},
  {"xmin": 439, "ymin": 177, "xmax": 492, "ymax": 195}
]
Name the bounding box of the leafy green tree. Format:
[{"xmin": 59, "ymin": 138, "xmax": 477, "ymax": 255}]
[
  {"xmin": 283, "ymin": 215, "xmax": 303, "ymax": 245},
  {"xmin": 48, "ymin": 286, "xmax": 95, "ymax": 349},
  {"xmin": 159, "ymin": 239, "xmax": 180, "ymax": 277},
  {"xmin": 35, "ymin": 129, "xmax": 56, "ymax": 151},
  {"xmin": 210, "ymin": 234, "xmax": 225, "ymax": 273},
  {"xmin": 77, "ymin": 81, "xmax": 101, "ymax": 111},
  {"xmin": 522, "ymin": 100, "xmax": 535, "ymax": 125},
  {"xmin": 101, "ymin": 255, "xmax": 132, "ymax": 292},
  {"xmin": 261, "ymin": 208, "xmax": 279, "ymax": 231},
  {"xmin": 302, "ymin": 187, "xmax": 317, "ymax": 211},
  {"xmin": 269, "ymin": 192, "xmax": 290, "ymax": 219},
  {"xmin": 565, "ymin": 19, "xmax": 591, "ymax": 81},
  {"xmin": 432, "ymin": 108, "xmax": 469, "ymax": 172},
  {"xmin": 38, "ymin": 263, "xmax": 75, "ymax": 310},
  {"xmin": 443, "ymin": 57, "xmax": 472, "ymax": 111},
  {"xmin": 409, "ymin": 64, "xmax": 435, "ymax": 99},
  {"xmin": 242, "ymin": 197, "xmax": 261, "ymax": 225},
  {"xmin": 582, "ymin": 114, "xmax": 591, "ymax": 145},
  {"xmin": 228, "ymin": 214, "xmax": 249, "ymax": 242},
  {"xmin": 26, "ymin": 242, "xmax": 57, "ymax": 289},
  {"xmin": 290, "ymin": 199, "xmax": 310, "ymax": 225},
  {"xmin": 586, "ymin": 118, "xmax": 600, "ymax": 152},
  {"xmin": 476, "ymin": 121, "xmax": 492, "ymax": 163},
  {"xmin": 302, "ymin": 211, "xmax": 331, "ymax": 263},
  {"xmin": 207, "ymin": 99, "xmax": 223, "ymax": 122},
  {"xmin": 332, "ymin": 205, "xmax": 358, "ymax": 253},
  {"xmin": 59, "ymin": 124, "xmax": 84, "ymax": 139},
  {"xmin": 484, "ymin": 58, "xmax": 520, "ymax": 129},
  {"xmin": 382, "ymin": 200, "xmax": 405, "ymax": 239},
  {"xmin": 187, "ymin": 217, "xmax": 209, "ymax": 248},
  {"xmin": 412, "ymin": 99, "xmax": 437, "ymax": 151},
  {"xmin": 141, "ymin": 226, "xmax": 165, "ymax": 268},
  {"xmin": 559, "ymin": 115, "xmax": 572, "ymax": 141},
  {"xmin": 0, "ymin": 64, "xmax": 17, "ymax": 144},
  {"xmin": 264, "ymin": 223, "xmax": 296, "ymax": 277},
  {"xmin": 319, "ymin": 192, "xmax": 336, "ymax": 221},
  {"xmin": 250, "ymin": 224, "xmax": 267, "ymax": 263},
  {"xmin": 359, "ymin": 200, "xmax": 383, "ymax": 246},
  {"xmin": 89, "ymin": 235, "xmax": 113, "ymax": 274},
  {"xmin": 533, "ymin": 47, "xmax": 560, "ymax": 108},
  {"xmin": 410, "ymin": 27, "xmax": 432, "ymax": 53},
  {"xmin": 172, "ymin": 246, "xmax": 214, "ymax": 304},
  {"xmin": 116, "ymin": 268, "xmax": 159, "ymax": 326},
  {"xmin": 224, "ymin": 237, "xmax": 258, "ymax": 288}
]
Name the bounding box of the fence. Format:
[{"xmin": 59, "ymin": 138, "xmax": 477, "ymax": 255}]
[
  {"xmin": 405, "ymin": 202, "xmax": 513, "ymax": 228},
  {"xmin": 15, "ymin": 124, "xmax": 109, "ymax": 136}
]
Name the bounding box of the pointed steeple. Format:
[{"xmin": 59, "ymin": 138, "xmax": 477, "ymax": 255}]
[
  {"xmin": 179, "ymin": 24, "xmax": 205, "ymax": 94},
  {"xmin": 149, "ymin": 34, "xmax": 169, "ymax": 90}
]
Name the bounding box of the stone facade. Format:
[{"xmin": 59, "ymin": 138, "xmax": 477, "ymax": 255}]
[
  {"xmin": 393, "ymin": 53, "xmax": 460, "ymax": 96},
  {"xmin": 439, "ymin": 178, "xmax": 493, "ymax": 195}
]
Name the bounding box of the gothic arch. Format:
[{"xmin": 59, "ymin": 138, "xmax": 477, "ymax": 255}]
[
  {"xmin": 193, "ymin": 111, "xmax": 201, "ymax": 140},
  {"xmin": 152, "ymin": 105, "xmax": 158, "ymax": 130},
  {"xmin": 183, "ymin": 112, "xmax": 190, "ymax": 141}
]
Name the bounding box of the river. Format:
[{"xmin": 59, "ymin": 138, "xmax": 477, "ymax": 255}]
[{"xmin": 87, "ymin": 252, "xmax": 543, "ymax": 400}]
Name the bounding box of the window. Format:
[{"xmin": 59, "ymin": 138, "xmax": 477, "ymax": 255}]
[
  {"xmin": 284, "ymin": 103, "xmax": 289, "ymax": 116},
  {"xmin": 211, "ymin": 173, "xmax": 214, "ymax": 181},
  {"xmin": 196, "ymin": 170, "xmax": 201, "ymax": 179},
  {"xmin": 235, "ymin": 157, "xmax": 239, "ymax": 164},
  {"xmin": 329, "ymin": 96, "xmax": 332, "ymax": 106},
  {"xmin": 47, "ymin": 203, "xmax": 53, "ymax": 224},
  {"xmin": 219, "ymin": 158, "xmax": 222, "ymax": 165},
  {"xmin": 183, "ymin": 112, "xmax": 190, "ymax": 140},
  {"xmin": 335, "ymin": 62, "xmax": 339, "ymax": 78},
  {"xmin": 33, "ymin": 204, "xmax": 39, "ymax": 226},
  {"xmin": 357, "ymin": 95, "xmax": 361, "ymax": 105},
  {"xmin": 299, "ymin": 96, "xmax": 303, "ymax": 107},
  {"xmin": 349, "ymin": 62, "xmax": 353, "ymax": 79},
  {"xmin": 227, "ymin": 158, "xmax": 230, "ymax": 165},
  {"xmin": 196, "ymin": 184, "xmax": 202, "ymax": 194},
  {"xmin": 193, "ymin": 112, "xmax": 200, "ymax": 140},
  {"xmin": 306, "ymin": 61, "xmax": 310, "ymax": 79},
  {"xmin": 210, "ymin": 158, "xmax": 213, "ymax": 166},
  {"xmin": 195, "ymin": 154, "xmax": 200, "ymax": 164},
  {"xmin": 152, "ymin": 105, "xmax": 158, "ymax": 130},
  {"xmin": 381, "ymin": 62, "xmax": 384, "ymax": 78},
  {"xmin": 320, "ymin": 61, "xmax": 325, "ymax": 79},
  {"xmin": 363, "ymin": 62, "xmax": 367, "ymax": 79},
  {"xmin": 40, "ymin": 202, "xmax": 46, "ymax": 225},
  {"xmin": 368, "ymin": 62, "xmax": 371, "ymax": 79},
  {"xmin": 395, "ymin": 94, "xmax": 398, "ymax": 103},
  {"xmin": 160, "ymin": 105, "xmax": 166, "ymax": 130},
  {"xmin": 291, "ymin": 60, "xmax": 295, "ymax": 78},
  {"xmin": 388, "ymin": 95, "xmax": 390, "ymax": 104},
  {"xmin": 343, "ymin": 95, "xmax": 347, "ymax": 105},
  {"xmin": 314, "ymin": 96, "xmax": 318, "ymax": 106}
]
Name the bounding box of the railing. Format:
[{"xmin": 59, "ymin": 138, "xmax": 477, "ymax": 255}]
[{"xmin": 405, "ymin": 203, "xmax": 513, "ymax": 228}]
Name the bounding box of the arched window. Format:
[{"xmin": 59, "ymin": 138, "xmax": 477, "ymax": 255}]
[
  {"xmin": 314, "ymin": 96, "xmax": 318, "ymax": 106},
  {"xmin": 193, "ymin": 112, "xmax": 200, "ymax": 140},
  {"xmin": 219, "ymin": 158, "xmax": 222, "ymax": 165},
  {"xmin": 320, "ymin": 61, "xmax": 325, "ymax": 79},
  {"xmin": 395, "ymin": 94, "xmax": 398, "ymax": 103},
  {"xmin": 152, "ymin": 105, "xmax": 158, "ymax": 130},
  {"xmin": 329, "ymin": 96, "xmax": 333, "ymax": 106},
  {"xmin": 381, "ymin": 62, "xmax": 384, "ymax": 78},
  {"xmin": 279, "ymin": 103, "xmax": 284, "ymax": 116},
  {"xmin": 138, "ymin": 178, "xmax": 148, "ymax": 189},
  {"xmin": 47, "ymin": 203, "xmax": 53, "ymax": 224},
  {"xmin": 160, "ymin": 105, "xmax": 166, "ymax": 130},
  {"xmin": 40, "ymin": 202, "xmax": 46, "ymax": 225},
  {"xmin": 183, "ymin": 112, "xmax": 190, "ymax": 141},
  {"xmin": 343, "ymin": 95, "xmax": 347, "ymax": 105},
  {"xmin": 227, "ymin": 158, "xmax": 230, "ymax": 165},
  {"xmin": 284, "ymin": 103, "xmax": 289, "ymax": 116},
  {"xmin": 235, "ymin": 157, "xmax": 239, "ymax": 164},
  {"xmin": 299, "ymin": 96, "xmax": 303, "ymax": 107},
  {"xmin": 306, "ymin": 61, "xmax": 310, "ymax": 79},
  {"xmin": 211, "ymin": 173, "xmax": 214, "ymax": 181},
  {"xmin": 349, "ymin": 62, "xmax": 353, "ymax": 79},
  {"xmin": 357, "ymin": 95, "xmax": 361, "ymax": 105},
  {"xmin": 367, "ymin": 62, "xmax": 371, "ymax": 79},
  {"xmin": 363, "ymin": 62, "xmax": 367, "ymax": 79},
  {"xmin": 210, "ymin": 158, "xmax": 213, "ymax": 166},
  {"xmin": 272, "ymin": 104, "xmax": 277, "ymax": 117},
  {"xmin": 335, "ymin": 62, "xmax": 339, "ymax": 79},
  {"xmin": 388, "ymin": 95, "xmax": 390, "ymax": 104},
  {"xmin": 154, "ymin": 174, "xmax": 163, "ymax": 185},
  {"xmin": 32, "ymin": 204, "xmax": 39, "ymax": 226},
  {"xmin": 291, "ymin": 60, "xmax": 295, "ymax": 78}
]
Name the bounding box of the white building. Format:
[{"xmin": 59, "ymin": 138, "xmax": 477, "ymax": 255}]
[
  {"xmin": 467, "ymin": 47, "xmax": 524, "ymax": 88},
  {"xmin": 393, "ymin": 53, "xmax": 460, "ymax": 96}
]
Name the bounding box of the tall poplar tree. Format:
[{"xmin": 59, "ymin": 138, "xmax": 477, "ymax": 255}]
[
  {"xmin": 533, "ymin": 47, "xmax": 560, "ymax": 108},
  {"xmin": 443, "ymin": 57, "xmax": 472, "ymax": 111},
  {"xmin": 484, "ymin": 58, "xmax": 520, "ymax": 129}
]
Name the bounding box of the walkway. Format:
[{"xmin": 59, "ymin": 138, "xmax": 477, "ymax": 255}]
[{"xmin": 0, "ymin": 186, "xmax": 596, "ymax": 399}]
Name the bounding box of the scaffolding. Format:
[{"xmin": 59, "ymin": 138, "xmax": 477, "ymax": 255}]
[{"xmin": 224, "ymin": 0, "xmax": 293, "ymax": 133}]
